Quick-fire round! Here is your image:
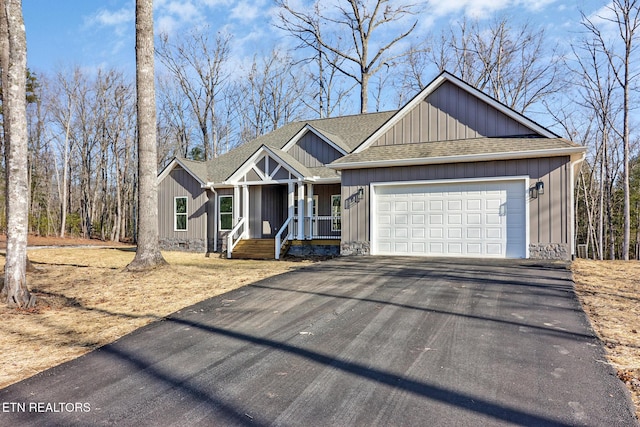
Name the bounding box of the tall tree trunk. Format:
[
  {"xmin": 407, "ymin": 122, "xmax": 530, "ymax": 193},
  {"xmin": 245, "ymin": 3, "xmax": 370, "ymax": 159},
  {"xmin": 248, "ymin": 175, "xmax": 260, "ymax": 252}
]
[
  {"xmin": 1, "ymin": 0, "xmax": 34, "ymax": 307},
  {"xmin": 127, "ymin": 0, "xmax": 166, "ymax": 271},
  {"xmin": 622, "ymin": 58, "xmax": 631, "ymax": 260}
]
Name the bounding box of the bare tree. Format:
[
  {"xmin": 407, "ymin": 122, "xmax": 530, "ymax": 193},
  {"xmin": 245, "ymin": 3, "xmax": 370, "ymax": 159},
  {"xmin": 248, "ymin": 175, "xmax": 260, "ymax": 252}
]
[
  {"xmin": 276, "ymin": 0, "xmax": 419, "ymax": 114},
  {"xmin": 304, "ymin": 46, "xmax": 355, "ymax": 118},
  {"xmin": 1, "ymin": 0, "xmax": 34, "ymax": 307},
  {"xmin": 157, "ymin": 74, "xmax": 193, "ymax": 160},
  {"xmin": 405, "ymin": 16, "xmax": 561, "ymax": 114},
  {"xmin": 567, "ymin": 37, "xmax": 624, "ymax": 260},
  {"xmin": 126, "ymin": 0, "xmax": 166, "ymax": 271},
  {"xmin": 581, "ymin": 0, "xmax": 640, "ymax": 260},
  {"xmin": 156, "ymin": 28, "xmax": 231, "ymax": 160},
  {"xmin": 235, "ymin": 49, "xmax": 308, "ymax": 143}
]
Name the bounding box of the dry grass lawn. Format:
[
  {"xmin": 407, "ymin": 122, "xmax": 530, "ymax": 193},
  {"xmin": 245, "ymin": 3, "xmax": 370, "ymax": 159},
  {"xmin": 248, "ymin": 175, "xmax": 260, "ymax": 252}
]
[
  {"xmin": 0, "ymin": 244, "xmax": 638, "ymax": 420},
  {"xmin": 572, "ymin": 259, "xmax": 640, "ymax": 419},
  {"xmin": 0, "ymin": 246, "xmax": 311, "ymax": 389}
]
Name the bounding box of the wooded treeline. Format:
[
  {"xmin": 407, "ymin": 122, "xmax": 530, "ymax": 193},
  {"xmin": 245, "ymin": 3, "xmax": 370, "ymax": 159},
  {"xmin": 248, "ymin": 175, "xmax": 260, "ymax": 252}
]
[{"xmin": 1, "ymin": 0, "xmax": 639, "ymax": 260}]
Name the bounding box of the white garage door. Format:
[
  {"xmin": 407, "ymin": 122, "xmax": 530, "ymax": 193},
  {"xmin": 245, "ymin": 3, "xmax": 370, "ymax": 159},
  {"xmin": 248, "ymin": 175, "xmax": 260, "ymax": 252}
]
[{"xmin": 373, "ymin": 180, "xmax": 526, "ymax": 258}]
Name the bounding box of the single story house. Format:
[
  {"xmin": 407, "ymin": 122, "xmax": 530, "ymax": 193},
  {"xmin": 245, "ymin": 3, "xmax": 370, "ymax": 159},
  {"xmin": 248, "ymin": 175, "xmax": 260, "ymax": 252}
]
[{"xmin": 157, "ymin": 71, "xmax": 586, "ymax": 260}]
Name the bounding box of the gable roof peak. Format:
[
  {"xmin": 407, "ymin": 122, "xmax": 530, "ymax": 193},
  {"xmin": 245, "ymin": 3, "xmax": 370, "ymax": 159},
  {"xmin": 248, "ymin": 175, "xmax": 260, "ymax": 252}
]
[{"xmin": 353, "ymin": 71, "xmax": 558, "ymax": 154}]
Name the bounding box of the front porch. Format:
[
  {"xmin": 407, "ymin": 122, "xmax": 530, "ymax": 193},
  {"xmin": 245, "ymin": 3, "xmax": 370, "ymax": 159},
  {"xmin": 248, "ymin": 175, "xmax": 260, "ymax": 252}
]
[{"xmin": 225, "ymin": 183, "xmax": 342, "ymax": 260}]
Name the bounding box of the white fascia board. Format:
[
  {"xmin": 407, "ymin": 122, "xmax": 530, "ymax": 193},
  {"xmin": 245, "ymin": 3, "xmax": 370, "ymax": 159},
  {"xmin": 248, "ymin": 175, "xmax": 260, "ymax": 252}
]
[
  {"xmin": 329, "ymin": 147, "xmax": 587, "ymax": 170},
  {"xmin": 354, "ymin": 72, "xmax": 557, "ymax": 154},
  {"xmin": 157, "ymin": 158, "xmax": 207, "ymax": 187},
  {"xmin": 205, "ymin": 182, "xmax": 234, "ymax": 189},
  {"xmin": 224, "ymin": 144, "xmax": 305, "ymax": 185},
  {"xmin": 309, "ymin": 177, "xmax": 341, "ymax": 184},
  {"xmin": 282, "ymin": 124, "xmax": 349, "ymax": 155}
]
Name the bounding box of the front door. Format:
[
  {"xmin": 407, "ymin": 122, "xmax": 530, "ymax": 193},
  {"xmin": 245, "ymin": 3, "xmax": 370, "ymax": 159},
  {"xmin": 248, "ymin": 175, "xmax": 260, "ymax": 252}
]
[{"xmin": 261, "ymin": 185, "xmax": 287, "ymax": 238}]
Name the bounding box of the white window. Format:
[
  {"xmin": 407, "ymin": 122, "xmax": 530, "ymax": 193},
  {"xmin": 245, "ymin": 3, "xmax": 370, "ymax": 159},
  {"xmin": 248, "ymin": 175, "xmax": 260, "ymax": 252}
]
[
  {"xmin": 219, "ymin": 195, "xmax": 233, "ymax": 231},
  {"xmin": 331, "ymin": 194, "xmax": 341, "ymax": 231},
  {"xmin": 174, "ymin": 196, "xmax": 187, "ymax": 231}
]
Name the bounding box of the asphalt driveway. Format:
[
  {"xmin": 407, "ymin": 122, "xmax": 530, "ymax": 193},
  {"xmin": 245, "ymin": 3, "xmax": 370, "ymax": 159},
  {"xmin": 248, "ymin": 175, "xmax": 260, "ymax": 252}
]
[{"xmin": 0, "ymin": 257, "xmax": 637, "ymax": 426}]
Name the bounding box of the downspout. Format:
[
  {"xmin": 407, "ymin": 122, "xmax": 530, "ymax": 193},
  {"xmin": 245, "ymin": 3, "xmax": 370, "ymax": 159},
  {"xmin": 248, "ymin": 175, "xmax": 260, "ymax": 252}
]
[{"xmin": 570, "ymin": 152, "xmax": 586, "ymax": 259}]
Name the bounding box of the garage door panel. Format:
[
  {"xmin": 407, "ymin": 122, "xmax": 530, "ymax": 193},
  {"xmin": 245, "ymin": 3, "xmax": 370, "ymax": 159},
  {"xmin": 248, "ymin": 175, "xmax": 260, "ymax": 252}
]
[
  {"xmin": 467, "ymin": 243, "xmax": 482, "ymax": 254},
  {"xmin": 467, "ymin": 227, "xmax": 481, "ymax": 239},
  {"xmin": 448, "ymin": 200, "xmax": 462, "ymax": 210},
  {"xmin": 411, "ymin": 214, "xmax": 425, "ymax": 225},
  {"xmin": 394, "ymin": 201, "xmax": 408, "ymax": 212},
  {"xmin": 448, "ymin": 243, "xmax": 463, "ymax": 253},
  {"xmin": 430, "ymin": 214, "xmax": 443, "ymax": 224},
  {"xmin": 429, "ymin": 200, "xmax": 443, "ymax": 210},
  {"xmin": 395, "ymin": 214, "xmax": 408, "ymax": 225},
  {"xmin": 411, "ymin": 242, "xmax": 426, "ymax": 253},
  {"xmin": 466, "ymin": 199, "xmax": 482, "ymax": 210},
  {"xmin": 486, "ymin": 227, "xmax": 502, "ymax": 239},
  {"xmin": 375, "ymin": 180, "xmax": 527, "ymax": 258},
  {"xmin": 467, "ymin": 213, "xmax": 481, "ymax": 224},
  {"xmin": 394, "ymin": 227, "xmax": 408, "ymax": 238},
  {"xmin": 429, "ymin": 242, "xmax": 444, "ymax": 253},
  {"xmin": 448, "ymin": 227, "xmax": 462, "ymax": 239},
  {"xmin": 394, "ymin": 242, "xmax": 409, "ymax": 253},
  {"xmin": 412, "ymin": 228, "xmax": 425, "ymax": 239}
]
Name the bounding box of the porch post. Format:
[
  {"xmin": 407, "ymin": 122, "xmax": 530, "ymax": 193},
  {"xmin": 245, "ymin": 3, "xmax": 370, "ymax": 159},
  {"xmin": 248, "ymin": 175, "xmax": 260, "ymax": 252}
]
[
  {"xmin": 233, "ymin": 186, "xmax": 240, "ymax": 226},
  {"xmin": 297, "ymin": 182, "xmax": 305, "ymax": 240},
  {"xmin": 306, "ymin": 183, "xmax": 314, "ymax": 239},
  {"xmin": 288, "ymin": 182, "xmax": 295, "ymax": 240},
  {"xmin": 242, "ymin": 185, "xmax": 249, "ymax": 238}
]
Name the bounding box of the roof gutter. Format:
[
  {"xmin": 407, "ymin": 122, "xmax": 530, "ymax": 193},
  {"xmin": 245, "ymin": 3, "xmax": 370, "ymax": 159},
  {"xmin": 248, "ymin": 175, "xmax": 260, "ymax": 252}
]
[{"xmin": 328, "ymin": 147, "xmax": 587, "ymax": 170}]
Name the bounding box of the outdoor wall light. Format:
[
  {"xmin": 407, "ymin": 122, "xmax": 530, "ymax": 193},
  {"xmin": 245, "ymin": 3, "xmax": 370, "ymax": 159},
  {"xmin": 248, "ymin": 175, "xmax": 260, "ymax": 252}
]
[
  {"xmin": 357, "ymin": 187, "xmax": 364, "ymax": 200},
  {"xmin": 530, "ymin": 181, "xmax": 544, "ymax": 199}
]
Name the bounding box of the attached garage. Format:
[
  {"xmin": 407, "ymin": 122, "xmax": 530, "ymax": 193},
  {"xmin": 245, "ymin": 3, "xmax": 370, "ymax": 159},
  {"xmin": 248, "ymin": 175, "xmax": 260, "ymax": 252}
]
[{"xmin": 371, "ymin": 178, "xmax": 528, "ymax": 258}]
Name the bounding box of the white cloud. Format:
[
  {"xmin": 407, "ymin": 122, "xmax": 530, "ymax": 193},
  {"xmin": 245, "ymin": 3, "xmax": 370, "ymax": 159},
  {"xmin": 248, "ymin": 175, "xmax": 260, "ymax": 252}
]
[
  {"xmin": 85, "ymin": 4, "xmax": 134, "ymax": 36},
  {"xmin": 427, "ymin": 0, "xmax": 558, "ymax": 20},
  {"xmin": 90, "ymin": 7, "xmax": 134, "ymax": 27},
  {"xmin": 230, "ymin": 1, "xmax": 262, "ymax": 21},
  {"xmin": 164, "ymin": 0, "xmax": 200, "ymax": 22},
  {"xmin": 157, "ymin": 15, "xmax": 179, "ymax": 35}
]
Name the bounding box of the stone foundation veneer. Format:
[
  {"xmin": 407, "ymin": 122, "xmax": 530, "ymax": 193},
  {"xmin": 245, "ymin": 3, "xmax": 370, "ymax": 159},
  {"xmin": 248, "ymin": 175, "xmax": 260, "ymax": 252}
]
[
  {"xmin": 339, "ymin": 241, "xmax": 571, "ymax": 260},
  {"xmin": 287, "ymin": 244, "xmax": 340, "ymax": 258},
  {"xmin": 529, "ymin": 243, "xmax": 570, "ymax": 260},
  {"xmin": 159, "ymin": 238, "xmax": 207, "ymax": 253},
  {"xmin": 340, "ymin": 241, "xmax": 371, "ymax": 256}
]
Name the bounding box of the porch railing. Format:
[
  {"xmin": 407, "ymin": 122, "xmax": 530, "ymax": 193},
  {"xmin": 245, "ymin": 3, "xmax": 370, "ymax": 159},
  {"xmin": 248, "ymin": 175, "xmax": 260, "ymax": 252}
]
[
  {"xmin": 292, "ymin": 215, "xmax": 341, "ymax": 240},
  {"xmin": 275, "ymin": 216, "xmax": 294, "ymax": 260},
  {"xmin": 226, "ymin": 217, "xmax": 247, "ymax": 259}
]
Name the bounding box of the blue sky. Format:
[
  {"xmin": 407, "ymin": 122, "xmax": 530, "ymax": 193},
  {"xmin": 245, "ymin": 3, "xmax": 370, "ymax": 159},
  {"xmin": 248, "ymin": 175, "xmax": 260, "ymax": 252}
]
[{"xmin": 22, "ymin": 0, "xmax": 610, "ymax": 77}]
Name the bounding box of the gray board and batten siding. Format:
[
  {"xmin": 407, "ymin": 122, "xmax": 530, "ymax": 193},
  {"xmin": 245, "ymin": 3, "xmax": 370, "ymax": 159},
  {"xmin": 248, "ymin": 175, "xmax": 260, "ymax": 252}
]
[
  {"xmin": 158, "ymin": 166, "xmax": 209, "ymax": 252},
  {"xmin": 372, "ymin": 80, "xmax": 540, "ymax": 147},
  {"xmin": 340, "ymin": 156, "xmax": 571, "ymax": 256},
  {"xmin": 288, "ymin": 131, "xmax": 345, "ymax": 167}
]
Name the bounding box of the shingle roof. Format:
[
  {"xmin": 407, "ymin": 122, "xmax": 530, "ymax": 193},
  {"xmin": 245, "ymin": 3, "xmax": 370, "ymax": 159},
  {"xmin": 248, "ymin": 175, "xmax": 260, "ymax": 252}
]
[
  {"xmin": 330, "ymin": 137, "xmax": 585, "ymax": 168},
  {"xmin": 175, "ymin": 158, "xmax": 209, "ymax": 184},
  {"xmin": 177, "ymin": 110, "xmax": 395, "ymax": 184}
]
